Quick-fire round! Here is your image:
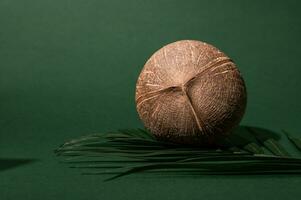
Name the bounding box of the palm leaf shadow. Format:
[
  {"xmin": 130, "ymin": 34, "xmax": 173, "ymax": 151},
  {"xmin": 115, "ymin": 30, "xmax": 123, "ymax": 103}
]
[{"xmin": 0, "ymin": 158, "xmax": 37, "ymax": 172}]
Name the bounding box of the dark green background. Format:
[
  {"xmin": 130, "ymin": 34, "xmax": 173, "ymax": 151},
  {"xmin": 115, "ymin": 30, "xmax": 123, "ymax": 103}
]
[{"xmin": 1, "ymin": 0, "xmax": 301, "ymax": 199}]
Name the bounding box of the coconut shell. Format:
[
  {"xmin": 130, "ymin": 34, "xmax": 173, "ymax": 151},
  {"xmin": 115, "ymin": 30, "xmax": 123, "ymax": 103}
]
[{"xmin": 135, "ymin": 40, "xmax": 247, "ymax": 146}]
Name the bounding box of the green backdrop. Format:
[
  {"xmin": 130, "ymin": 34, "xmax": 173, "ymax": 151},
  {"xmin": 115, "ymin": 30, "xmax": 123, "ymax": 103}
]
[{"xmin": 1, "ymin": 0, "xmax": 301, "ymax": 199}]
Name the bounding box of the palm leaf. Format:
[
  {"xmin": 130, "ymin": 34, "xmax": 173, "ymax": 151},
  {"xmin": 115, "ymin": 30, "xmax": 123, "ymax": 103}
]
[
  {"xmin": 246, "ymin": 127, "xmax": 290, "ymax": 156},
  {"xmin": 262, "ymin": 139, "xmax": 290, "ymax": 157},
  {"xmin": 224, "ymin": 126, "xmax": 264, "ymax": 154},
  {"xmin": 283, "ymin": 130, "xmax": 301, "ymax": 152},
  {"xmin": 105, "ymin": 159, "xmax": 301, "ymax": 181},
  {"xmin": 55, "ymin": 127, "xmax": 301, "ymax": 181}
]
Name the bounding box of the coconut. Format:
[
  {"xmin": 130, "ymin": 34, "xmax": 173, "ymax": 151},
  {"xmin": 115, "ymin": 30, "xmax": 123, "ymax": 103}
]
[{"xmin": 135, "ymin": 40, "xmax": 247, "ymax": 146}]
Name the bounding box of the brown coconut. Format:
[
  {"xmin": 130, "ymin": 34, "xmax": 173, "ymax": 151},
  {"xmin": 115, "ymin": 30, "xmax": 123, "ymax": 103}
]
[{"xmin": 135, "ymin": 40, "xmax": 247, "ymax": 146}]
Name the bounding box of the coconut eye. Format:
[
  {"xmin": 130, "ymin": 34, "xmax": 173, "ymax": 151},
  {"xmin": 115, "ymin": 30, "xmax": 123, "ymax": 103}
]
[{"xmin": 135, "ymin": 40, "xmax": 247, "ymax": 146}]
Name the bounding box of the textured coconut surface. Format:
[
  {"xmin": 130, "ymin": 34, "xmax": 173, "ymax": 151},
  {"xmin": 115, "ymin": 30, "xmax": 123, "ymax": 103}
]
[
  {"xmin": 1, "ymin": 0, "xmax": 301, "ymax": 200},
  {"xmin": 136, "ymin": 40, "xmax": 247, "ymax": 145}
]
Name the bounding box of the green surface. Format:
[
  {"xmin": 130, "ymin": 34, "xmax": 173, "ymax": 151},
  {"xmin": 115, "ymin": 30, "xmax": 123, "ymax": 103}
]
[{"xmin": 1, "ymin": 0, "xmax": 301, "ymax": 199}]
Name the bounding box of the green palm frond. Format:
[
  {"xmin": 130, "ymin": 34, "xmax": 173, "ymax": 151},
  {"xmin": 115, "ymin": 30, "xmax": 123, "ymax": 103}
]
[
  {"xmin": 55, "ymin": 127, "xmax": 301, "ymax": 181},
  {"xmin": 246, "ymin": 127, "xmax": 290, "ymax": 156},
  {"xmin": 283, "ymin": 130, "xmax": 301, "ymax": 152}
]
